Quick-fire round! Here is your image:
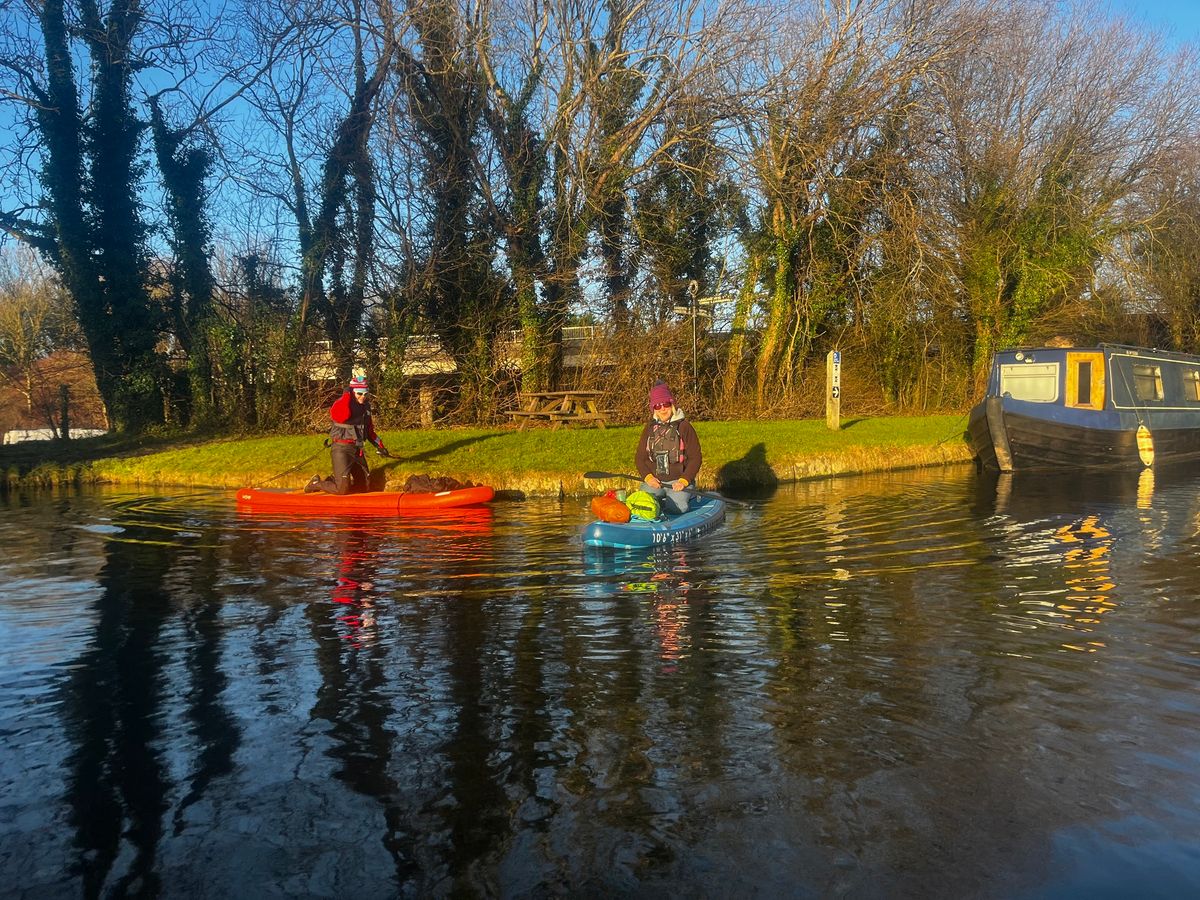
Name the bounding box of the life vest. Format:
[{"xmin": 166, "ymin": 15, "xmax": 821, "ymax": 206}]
[
  {"xmin": 330, "ymin": 397, "xmax": 371, "ymax": 447},
  {"xmin": 646, "ymin": 421, "xmax": 685, "ymax": 478}
]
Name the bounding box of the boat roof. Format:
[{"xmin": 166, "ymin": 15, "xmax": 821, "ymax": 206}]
[{"xmin": 995, "ymin": 343, "xmax": 1200, "ymax": 363}]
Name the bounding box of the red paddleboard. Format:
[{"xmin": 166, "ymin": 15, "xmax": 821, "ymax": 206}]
[{"xmin": 235, "ymin": 485, "xmax": 495, "ymax": 514}]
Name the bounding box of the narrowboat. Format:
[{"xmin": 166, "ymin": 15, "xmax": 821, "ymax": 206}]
[{"xmin": 967, "ymin": 344, "xmax": 1200, "ymax": 471}]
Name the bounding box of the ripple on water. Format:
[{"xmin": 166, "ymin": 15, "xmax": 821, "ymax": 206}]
[{"xmin": 2, "ymin": 473, "xmax": 1200, "ymax": 895}]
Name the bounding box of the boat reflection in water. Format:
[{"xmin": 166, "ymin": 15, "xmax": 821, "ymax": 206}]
[
  {"xmin": 237, "ymin": 502, "xmax": 496, "ymax": 529},
  {"xmin": 312, "ymin": 506, "xmax": 496, "ymax": 646},
  {"xmin": 583, "ymin": 545, "xmax": 707, "ymax": 674},
  {"xmin": 979, "ymin": 467, "xmax": 1185, "ymax": 652}
]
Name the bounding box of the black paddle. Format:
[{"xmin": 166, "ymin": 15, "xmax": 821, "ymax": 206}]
[
  {"xmin": 582, "ymin": 471, "xmax": 753, "ymax": 508},
  {"xmin": 252, "ymin": 443, "xmax": 330, "ymax": 488}
]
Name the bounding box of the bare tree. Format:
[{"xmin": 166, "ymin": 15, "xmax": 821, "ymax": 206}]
[
  {"xmin": 473, "ymin": 0, "xmax": 753, "ymax": 391},
  {"xmin": 927, "ymin": 1, "xmax": 1200, "ymax": 390},
  {"xmin": 1132, "ymin": 142, "xmax": 1200, "ymax": 352},
  {"xmin": 229, "ymin": 0, "xmax": 396, "ymax": 423},
  {"xmin": 720, "ymin": 0, "xmax": 960, "ymax": 412},
  {"xmin": 474, "ymin": 0, "xmax": 550, "ymax": 391}
]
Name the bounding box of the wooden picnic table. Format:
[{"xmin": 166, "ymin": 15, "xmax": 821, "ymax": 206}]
[{"xmin": 505, "ymin": 390, "xmax": 612, "ymax": 430}]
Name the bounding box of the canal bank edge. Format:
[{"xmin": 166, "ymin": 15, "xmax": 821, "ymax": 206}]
[{"xmin": 1, "ymin": 416, "xmax": 973, "ymax": 495}]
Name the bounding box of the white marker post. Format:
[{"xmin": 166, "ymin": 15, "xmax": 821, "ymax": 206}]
[{"xmin": 826, "ymin": 350, "xmax": 841, "ymax": 431}]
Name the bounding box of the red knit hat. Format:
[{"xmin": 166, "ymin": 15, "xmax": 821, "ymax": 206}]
[
  {"xmin": 349, "ymin": 376, "xmax": 368, "ymax": 392},
  {"xmin": 649, "ymin": 380, "xmax": 674, "ymax": 409}
]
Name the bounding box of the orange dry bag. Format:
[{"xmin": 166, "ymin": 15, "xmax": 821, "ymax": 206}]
[{"xmin": 591, "ymin": 494, "xmax": 632, "ymax": 523}]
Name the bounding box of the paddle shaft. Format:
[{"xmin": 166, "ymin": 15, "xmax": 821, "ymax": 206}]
[
  {"xmin": 582, "ymin": 471, "xmax": 751, "ymax": 507},
  {"xmin": 253, "ymin": 444, "xmax": 330, "ymax": 488}
]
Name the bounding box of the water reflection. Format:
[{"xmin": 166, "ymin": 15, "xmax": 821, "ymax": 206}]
[
  {"xmin": 1053, "ymin": 513, "xmax": 1116, "ymax": 648},
  {"xmin": 63, "ymin": 504, "xmax": 177, "ymax": 897},
  {"xmin": 584, "ymin": 546, "xmax": 707, "ymax": 674},
  {"xmin": 435, "ymin": 580, "xmax": 513, "ymax": 894},
  {"xmin": 308, "ymin": 525, "xmax": 418, "ymax": 888},
  {"xmin": 325, "ymin": 527, "xmax": 382, "ymax": 647},
  {"xmin": 173, "ymin": 535, "xmax": 240, "ymax": 836},
  {"xmin": 979, "ymin": 470, "xmax": 1181, "ymax": 653},
  {"xmin": 1, "ymin": 474, "xmax": 1199, "ymax": 896}
]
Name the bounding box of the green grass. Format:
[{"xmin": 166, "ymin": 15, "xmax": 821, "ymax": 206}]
[{"xmin": 1, "ymin": 414, "xmax": 973, "ymax": 495}]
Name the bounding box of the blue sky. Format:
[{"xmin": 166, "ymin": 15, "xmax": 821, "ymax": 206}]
[{"xmin": 1110, "ymin": 0, "xmax": 1200, "ymax": 42}]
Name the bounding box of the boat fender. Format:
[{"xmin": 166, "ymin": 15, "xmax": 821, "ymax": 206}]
[{"xmin": 1136, "ymin": 425, "xmax": 1154, "ymax": 467}]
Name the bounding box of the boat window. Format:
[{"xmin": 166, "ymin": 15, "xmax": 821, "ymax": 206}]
[
  {"xmin": 1132, "ymin": 364, "xmax": 1164, "ymax": 401},
  {"xmin": 1186, "ymin": 370, "xmax": 1200, "ymax": 402},
  {"xmin": 1077, "ymin": 363, "xmax": 1092, "ymax": 404},
  {"xmin": 999, "ymin": 363, "xmax": 1059, "ymax": 402}
]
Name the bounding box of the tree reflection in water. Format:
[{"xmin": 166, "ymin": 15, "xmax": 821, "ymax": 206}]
[
  {"xmin": 4, "ymin": 473, "xmax": 1199, "ymax": 896},
  {"xmin": 62, "ymin": 510, "xmax": 175, "ymax": 897},
  {"xmin": 307, "ymin": 525, "xmax": 418, "ymax": 889}
]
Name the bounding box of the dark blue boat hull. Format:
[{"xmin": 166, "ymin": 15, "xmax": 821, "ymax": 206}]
[
  {"xmin": 968, "ymin": 344, "xmax": 1200, "ymax": 472},
  {"xmin": 969, "ymin": 393, "xmax": 1200, "ymax": 471}
]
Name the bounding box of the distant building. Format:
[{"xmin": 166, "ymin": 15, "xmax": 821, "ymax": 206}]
[
  {"xmin": 3, "ymin": 428, "xmax": 108, "ymax": 445},
  {"xmin": 305, "ymin": 326, "xmax": 614, "ymax": 380}
]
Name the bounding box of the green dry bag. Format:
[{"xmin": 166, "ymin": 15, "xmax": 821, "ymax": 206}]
[{"xmin": 625, "ymin": 490, "xmax": 660, "ymax": 520}]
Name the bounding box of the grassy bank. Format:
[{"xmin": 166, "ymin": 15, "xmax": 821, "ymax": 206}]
[{"xmin": 2, "ymin": 415, "xmax": 972, "ymax": 496}]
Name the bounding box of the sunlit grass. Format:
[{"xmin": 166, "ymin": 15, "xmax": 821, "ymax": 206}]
[{"xmin": 1, "ymin": 414, "xmax": 973, "ymax": 494}]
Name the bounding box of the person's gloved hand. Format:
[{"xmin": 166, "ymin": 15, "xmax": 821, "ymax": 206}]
[{"xmin": 376, "ymin": 445, "xmax": 391, "ymax": 458}]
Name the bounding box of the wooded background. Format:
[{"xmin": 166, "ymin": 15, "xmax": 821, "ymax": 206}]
[{"xmin": 2, "ymin": 0, "xmax": 1199, "ymax": 434}]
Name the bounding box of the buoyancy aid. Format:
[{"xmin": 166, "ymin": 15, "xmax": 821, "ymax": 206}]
[
  {"xmin": 646, "ymin": 420, "xmax": 686, "ymax": 479},
  {"xmin": 330, "ymin": 394, "xmax": 372, "ymax": 448}
]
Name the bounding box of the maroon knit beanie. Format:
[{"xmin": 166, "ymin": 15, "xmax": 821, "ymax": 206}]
[{"xmin": 649, "ymin": 381, "xmax": 674, "ymax": 409}]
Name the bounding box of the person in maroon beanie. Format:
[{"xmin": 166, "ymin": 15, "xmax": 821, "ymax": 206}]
[{"xmin": 634, "ymin": 380, "xmax": 702, "ymax": 515}]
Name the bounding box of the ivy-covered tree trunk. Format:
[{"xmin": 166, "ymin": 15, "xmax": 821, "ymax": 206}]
[
  {"xmin": 721, "ymin": 252, "xmax": 762, "ymax": 404},
  {"xmin": 320, "ymin": 17, "xmax": 381, "ymax": 386},
  {"xmin": 80, "ymin": 0, "xmax": 164, "ymax": 432},
  {"xmin": 586, "ymin": 2, "xmax": 645, "ymax": 331},
  {"xmin": 348, "ymin": 148, "xmax": 375, "ymax": 375},
  {"xmin": 540, "ymin": 134, "xmax": 594, "ymax": 391},
  {"xmin": 509, "ymin": 264, "xmax": 538, "ymax": 392},
  {"xmin": 754, "ymin": 214, "xmax": 799, "ymax": 410},
  {"xmin": 959, "ymin": 168, "xmax": 1101, "ymax": 394},
  {"xmin": 271, "ymin": 9, "xmax": 394, "ymax": 423},
  {"xmin": 32, "ymin": 0, "xmax": 112, "ymax": 412},
  {"xmin": 150, "ymin": 101, "xmax": 217, "ymax": 428},
  {"xmin": 400, "ymin": 0, "xmax": 508, "ymax": 421},
  {"xmin": 7, "ymin": 0, "xmax": 168, "ymax": 433},
  {"xmin": 478, "ymin": 45, "xmax": 547, "ymax": 393},
  {"xmin": 598, "ymin": 194, "xmax": 632, "ymax": 329}
]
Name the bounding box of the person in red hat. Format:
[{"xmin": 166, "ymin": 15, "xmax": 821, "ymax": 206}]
[
  {"xmin": 634, "ymin": 380, "xmax": 702, "ymax": 515},
  {"xmin": 306, "ymin": 375, "xmax": 391, "ymax": 494}
]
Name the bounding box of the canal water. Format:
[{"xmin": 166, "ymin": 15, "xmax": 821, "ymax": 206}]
[{"xmin": 2, "ymin": 465, "xmax": 1199, "ymax": 898}]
